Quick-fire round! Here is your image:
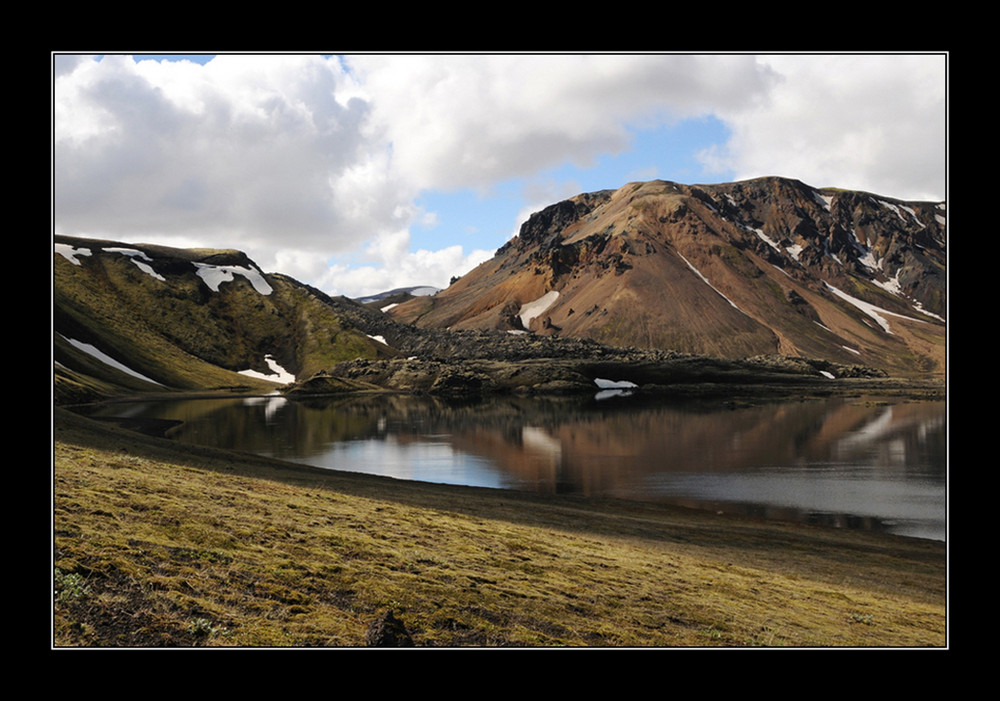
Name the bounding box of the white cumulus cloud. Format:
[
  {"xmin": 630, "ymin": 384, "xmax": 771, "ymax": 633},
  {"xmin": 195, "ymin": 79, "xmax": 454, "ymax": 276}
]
[
  {"xmin": 53, "ymin": 52, "xmax": 947, "ymax": 299},
  {"xmin": 697, "ymin": 54, "xmax": 946, "ymax": 201}
]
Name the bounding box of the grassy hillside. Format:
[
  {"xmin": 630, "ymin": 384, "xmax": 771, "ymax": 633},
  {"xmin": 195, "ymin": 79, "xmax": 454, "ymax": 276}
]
[
  {"xmin": 53, "ymin": 237, "xmax": 391, "ymax": 403},
  {"xmin": 53, "ymin": 409, "xmax": 946, "ymax": 648}
]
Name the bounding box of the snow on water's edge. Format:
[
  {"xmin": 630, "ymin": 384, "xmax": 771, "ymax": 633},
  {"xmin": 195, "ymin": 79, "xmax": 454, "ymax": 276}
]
[
  {"xmin": 594, "ymin": 378, "xmax": 638, "ymax": 389},
  {"xmin": 594, "ymin": 378, "xmax": 638, "ymax": 401}
]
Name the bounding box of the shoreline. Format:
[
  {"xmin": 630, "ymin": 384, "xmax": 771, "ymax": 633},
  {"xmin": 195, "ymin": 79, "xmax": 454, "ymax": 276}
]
[
  {"xmin": 59, "ymin": 379, "xmax": 948, "ymax": 544},
  {"xmin": 53, "ymin": 405, "xmax": 947, "ymax": 647}
]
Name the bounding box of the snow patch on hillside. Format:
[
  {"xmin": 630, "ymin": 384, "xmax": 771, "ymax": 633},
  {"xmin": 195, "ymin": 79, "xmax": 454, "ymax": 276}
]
[
  {"xmin": 880, "ymin": 199, "xmax": 920, "ymax": 226},
  {"xmin": 753, "ymin": 227, "xmax": 781, "ymax": 252},
  {"xmin": 238, "ymin": 355, "xmax": 295, "ymax": 384},
  {"xmin": 824, "ymin": 283, "xmax": 893, "ymax": 333},
  {"xmin": 61, "ymin": 335, "xmax": 163, "ymax": 386},
  {"xmin": 519, "ymin": 291, "xmax": 559, "ymax": 329},
  {"xmin": 912, "ymin": 302, "xmax": 945, "ymax": 322},
  {"xmin": 823, "ymin": 282, "xmax": 930, "ymax": 334},
  {"xmin": 56, "ymin": 241, "xmax": 273, "ymax": 295},
  {"xmin": 408, "ymin": 286, "xmax": 439, "ymax": 297},
  {"xmin": 872, "ymin": 269, "xmax": 903, "ymax": 296},
  {"xmin": 677, "ymin": 253, "xmax": 749, "ymax": 316},
  {"xmin": 55, "ymin": 243, "xmax": 92, "ymax": 265},
  {"xmin": 864, "ymin": 271, "xmax": 945, "ymax": 322},
  {"xmin": 935, "ymin": 203, "xmax": 946, "ymax": 229},
  {"xmin": 357, "ymin": 286, "xmax": 439, "ymax": 303},
  {"xmin": 194, "ymin": 262, "xmax": 273, "ymax": 295},
  {"xmin": 107, "ymin": 247, "xmax": 166, "ymax": 281}
]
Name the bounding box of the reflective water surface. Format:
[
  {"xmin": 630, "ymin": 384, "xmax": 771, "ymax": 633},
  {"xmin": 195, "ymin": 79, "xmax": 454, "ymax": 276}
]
[{"xmin": 79, "ymin": 393, "xmax": 947, "ymax": 540}]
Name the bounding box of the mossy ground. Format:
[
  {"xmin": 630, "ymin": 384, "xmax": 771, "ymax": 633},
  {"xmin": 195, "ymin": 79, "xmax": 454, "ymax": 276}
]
[{"xmin": 53, "ymin": 408, "xmax": 946, "ymax": 648}]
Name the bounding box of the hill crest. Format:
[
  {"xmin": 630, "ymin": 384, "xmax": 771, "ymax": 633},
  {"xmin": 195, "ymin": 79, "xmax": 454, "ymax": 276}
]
[{"xmin": 388, "ymin": 177, "xmax": 946, "ymax": 376}]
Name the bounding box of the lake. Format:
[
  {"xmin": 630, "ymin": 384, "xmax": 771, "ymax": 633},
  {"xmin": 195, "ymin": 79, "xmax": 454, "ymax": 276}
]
[{"xmin": 77, "ymin": 392, "xmax": 947, "ymax": 541}]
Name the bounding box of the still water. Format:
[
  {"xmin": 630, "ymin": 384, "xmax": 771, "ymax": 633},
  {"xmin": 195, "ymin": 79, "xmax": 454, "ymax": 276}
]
[{"xmin": 78, "ymin": 392, "xmax": 947, "ymax": 541}]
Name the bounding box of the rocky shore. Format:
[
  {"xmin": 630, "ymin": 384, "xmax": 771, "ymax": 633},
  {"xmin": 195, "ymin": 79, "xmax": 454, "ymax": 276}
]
[{"xmin": 284, "ymin": 322, "xmax": 943, "ymax": 400}]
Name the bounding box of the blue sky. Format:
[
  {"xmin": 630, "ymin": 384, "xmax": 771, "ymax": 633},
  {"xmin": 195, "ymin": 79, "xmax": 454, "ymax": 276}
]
[
  {"xmin": 54, "ymin": 53, "xmax": 946, "ymax": 298},
  {"xmin": 411, "ymin": 116, "xmax": 732, "ymax": 256}
]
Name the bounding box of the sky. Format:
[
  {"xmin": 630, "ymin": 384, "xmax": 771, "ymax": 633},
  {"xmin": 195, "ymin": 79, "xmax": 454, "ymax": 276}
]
[{"xmin": 52, "ymin": 52, "xmax": 947, "ymax": 299}]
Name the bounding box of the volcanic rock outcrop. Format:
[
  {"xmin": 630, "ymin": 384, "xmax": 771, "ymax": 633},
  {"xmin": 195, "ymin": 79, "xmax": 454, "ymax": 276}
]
[{"xmin": 389, "ymin": 177, "xmax": 946, "ymax": 376}]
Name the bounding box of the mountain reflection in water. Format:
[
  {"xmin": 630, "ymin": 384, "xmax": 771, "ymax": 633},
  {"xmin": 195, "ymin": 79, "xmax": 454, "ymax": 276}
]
[{"xmin": 79, "ymin": 393, "xmax": 946, "ymax": 541}]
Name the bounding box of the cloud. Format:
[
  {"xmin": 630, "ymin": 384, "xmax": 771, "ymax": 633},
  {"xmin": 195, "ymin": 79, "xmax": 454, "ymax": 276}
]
[
  {"xmin": 55, "ymin": 54, "xmax": 398, "ymax": 254},
  {"xmin": 317, "ymin": 243, "xmax": 496, "ymax": 299},
  {"xmin": 345, "ymin": 54, "xmax": 777, "ymax": 192},
  {"xmin": 53, "ymin": 53, "xmax": 946, "ymax": 299},
  {"xmin": 697, "ymin": 54, "xmax": 946, "ymax": 201}
]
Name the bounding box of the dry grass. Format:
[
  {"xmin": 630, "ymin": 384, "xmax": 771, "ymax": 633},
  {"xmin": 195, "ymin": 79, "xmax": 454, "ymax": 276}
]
[{"xmin": 53, "ymin": 409, "xmax": 947, "ymax": 648}]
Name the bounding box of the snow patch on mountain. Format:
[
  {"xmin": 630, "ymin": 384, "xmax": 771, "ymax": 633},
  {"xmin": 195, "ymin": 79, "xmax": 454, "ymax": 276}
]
[
  {"xmin": 872, "ymin": 269, "xmax": 903, "ymax": 296},
  {"xmin": 815, "ymin": 191, "xmax": 833, "ymax": 210},
  {"xmin": 55, "ymin": 243, "xmax": 92, "ymax": 265},
  {"xmin": 62, "ymin": 334, "xmax": 163, "ymax": 385},
  {"xmin": 880, "ymin": 199, "xmax": 920, "ymax": 226},
  {"xmin": 357, "ymin": 286, "xmax": 440, "ymax": 304},
  {"xmin": 238, "ymin": 354, "xmax": 295, "ymax": 384},
  {"xmin": 106, "ymin": 247, "xmax": 166, "ymax": 281},
  {"xmin": 56, "ymin": 241, "xmax": 272, "ymax": 294},
  {"xmin": 519, "ymin": 291, "xmax": 559, "ymax": 328},
  {"xmin": 194, "ymin": 262, "xmax": 273, "ymax": 295},
  {"xmin": 753, "ymin": 227, "xmax": 781, "ymax": 252},
  {"xmin": 823, "ymin": 282, "xmax": 931, "ymax": 334},
  {"xmin": 408, "ymin": 286, "xmax": 439, "ymax": 297},
  {"xmin": 677, "ymin": 253, "xmax": 748, "ymax": 316}
]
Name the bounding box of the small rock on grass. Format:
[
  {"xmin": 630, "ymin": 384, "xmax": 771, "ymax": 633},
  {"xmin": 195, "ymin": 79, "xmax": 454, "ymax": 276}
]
[{"xmin": 365, "ymin": 609, "xmax": 414, "ymax": 647}]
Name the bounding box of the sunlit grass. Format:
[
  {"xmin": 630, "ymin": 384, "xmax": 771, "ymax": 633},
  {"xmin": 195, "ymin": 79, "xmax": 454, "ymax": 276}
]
[{"xmin": 53, "ymin": 410, "xmax": 947, "ymax": 648}]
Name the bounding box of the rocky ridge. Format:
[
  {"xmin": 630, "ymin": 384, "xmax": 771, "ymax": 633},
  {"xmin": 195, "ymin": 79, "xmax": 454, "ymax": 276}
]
[
  {"xmin": 53, "ymin": 175, "xmax": 946, "ymax": 405},
  {"xmin": 389, "ymin": 177, "xmax": 946, "ymax": 377}
]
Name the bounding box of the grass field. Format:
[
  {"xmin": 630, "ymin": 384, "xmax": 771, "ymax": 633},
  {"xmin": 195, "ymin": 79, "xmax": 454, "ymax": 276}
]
[{"xmin": 53, "ymin": 408, "xmax": 947, "ymax": 648}]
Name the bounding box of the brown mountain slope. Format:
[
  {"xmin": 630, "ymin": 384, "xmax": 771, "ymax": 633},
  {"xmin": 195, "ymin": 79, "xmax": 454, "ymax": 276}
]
[{"xmin": 390, "ymin": 177, "xmax": 946, "ymax": 376}]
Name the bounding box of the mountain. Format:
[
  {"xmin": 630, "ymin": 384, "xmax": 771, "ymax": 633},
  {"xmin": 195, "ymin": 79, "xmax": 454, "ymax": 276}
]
[
  {"xmin": 53, "ymin": 235, "xmax": 399, "ymax": 403},
  {"xmin": 356, "ymin": 286, "xmax": 441, "ymax": 305},
  {"xmin": 52, "ymin": 175, "xmax": 946, "ymax": 404},
  {"xmin": 388, "ymin": 177, "xmax": 946, "ymax": 376}
]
